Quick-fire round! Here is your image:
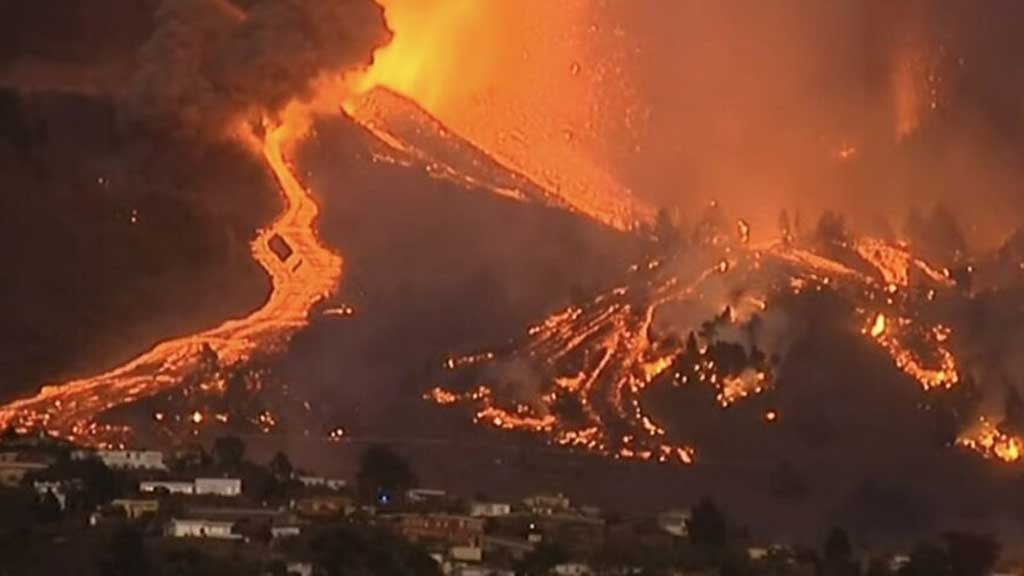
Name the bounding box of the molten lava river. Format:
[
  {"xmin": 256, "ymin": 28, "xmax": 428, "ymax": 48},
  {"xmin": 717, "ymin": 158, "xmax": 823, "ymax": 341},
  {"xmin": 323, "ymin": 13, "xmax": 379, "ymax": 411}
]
[
  {"xmin": 0, "ymin": 1, "xmax": 1021, "ymax": 472},
  {"xmin": 0, "ymin": 116, "xmax": 342, "ymax": 445}
]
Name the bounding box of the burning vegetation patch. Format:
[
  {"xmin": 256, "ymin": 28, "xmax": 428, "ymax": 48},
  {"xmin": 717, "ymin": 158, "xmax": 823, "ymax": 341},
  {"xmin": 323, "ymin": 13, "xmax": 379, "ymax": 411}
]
[{"xmin": 427, "ymin": 207, "xmax": 1024, "ymax": 466}]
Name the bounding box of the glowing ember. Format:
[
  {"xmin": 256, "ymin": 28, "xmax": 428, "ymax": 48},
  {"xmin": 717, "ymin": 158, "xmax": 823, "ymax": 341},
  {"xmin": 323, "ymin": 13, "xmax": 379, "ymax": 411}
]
[
  {"xmin": 428, "ymin": 226, "xmax": 981, "ymax": 464},
  {"xmin": 957, "ymin": 419, "xmax": 1024, "ymax": 463}
]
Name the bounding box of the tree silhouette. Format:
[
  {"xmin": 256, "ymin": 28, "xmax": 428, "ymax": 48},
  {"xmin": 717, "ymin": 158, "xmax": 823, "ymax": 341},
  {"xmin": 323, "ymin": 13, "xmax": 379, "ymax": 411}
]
[
  {"xmin": 822, "ymin": 528, "xmax": 857, "ymax": 576},
  {"xmin": 356, "ymin": 444, "xmax": 416, "ymax": 504},
  {"xmin": 308, "ymin": 522, "xmax": 440, "ymax": 576},
  {"xmin": 900, "ymin": 542, "xmax": 952, "ymax": 576},
  {"xmin": 516, "ymin": 541, "xmax": 570, "ymax": 576},
  {"xmin": 943, "ymin": 532, "xmax": 999, "ymax": 576},
  {"xmin": 686, "ymin": 497, "xmax": 728, "ymax": 552},
  {"xmin": 269, "ymin": 451, "xmax": 293, "ymax": 479},
  {"xmin": 98, "ymin": 525, "xmax": 149, "ymax": 576},
  {"xmin": 34, "ymin": 490, "xmax": 62, "ymax": 523},
  {"xmin": 212, "ymin": 435, "xmax": 246, "ymax": 469}
]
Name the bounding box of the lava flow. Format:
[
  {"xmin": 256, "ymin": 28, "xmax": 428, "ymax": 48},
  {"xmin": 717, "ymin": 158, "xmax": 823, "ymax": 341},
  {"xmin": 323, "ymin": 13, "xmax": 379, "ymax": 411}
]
[
  {"xmin": 427, "ymin": 214, "xmax": 1017, "ymax": 465},
  {"xmin": 0, "ymin": 113, "xmax": 342, "ymax": 445}
]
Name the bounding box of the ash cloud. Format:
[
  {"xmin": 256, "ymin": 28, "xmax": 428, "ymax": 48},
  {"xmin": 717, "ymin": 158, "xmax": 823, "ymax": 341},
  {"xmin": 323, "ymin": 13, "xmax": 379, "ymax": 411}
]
[{"xmin": 126, "ymin": 0, "xmax": 390, "ymax": 137}]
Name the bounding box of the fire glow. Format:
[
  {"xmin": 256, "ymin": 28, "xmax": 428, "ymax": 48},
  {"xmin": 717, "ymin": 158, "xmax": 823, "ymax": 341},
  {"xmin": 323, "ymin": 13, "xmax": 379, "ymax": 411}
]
[
  {"xmin": 0, "ymin": 1, "xmax": 1020, "ymax": 471},
  {"xmin": 0, "ymin": 104, "xmax": 342, "ymax": 445},
  {"xmin": 353, "ymin": 0, "xmax": 648, "ymax": 230},
  {"xmin": 428, "ymin": 218, "xmax": 1011, "ymax": 465}
]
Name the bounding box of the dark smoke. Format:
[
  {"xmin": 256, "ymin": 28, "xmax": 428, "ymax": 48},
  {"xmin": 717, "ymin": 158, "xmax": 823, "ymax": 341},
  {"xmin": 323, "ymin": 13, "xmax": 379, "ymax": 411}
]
[{"xmin": 127, "ymin": 0, "xmax": 389, "ymax": 137}]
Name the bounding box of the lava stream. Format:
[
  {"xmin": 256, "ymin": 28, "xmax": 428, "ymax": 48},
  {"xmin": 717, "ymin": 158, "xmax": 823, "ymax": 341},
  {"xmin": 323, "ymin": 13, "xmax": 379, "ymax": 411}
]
[
  {"xmin": 427, "ymin": 229, "xmax": 982, "ymax": 465},
  {"xmin": 0, "ymin": 120, "xmax": 342, "ymax": 445}
]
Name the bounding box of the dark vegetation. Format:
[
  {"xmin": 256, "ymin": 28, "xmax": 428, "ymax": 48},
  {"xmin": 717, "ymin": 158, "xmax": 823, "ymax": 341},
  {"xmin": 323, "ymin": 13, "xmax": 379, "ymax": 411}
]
[
  {"xmin": 0, "ymin": 434, "xmax": 439, "ymax": 575},
  {"xmin": 0, "ymin": 429, "xmax": 1009, "ymax": 575}
]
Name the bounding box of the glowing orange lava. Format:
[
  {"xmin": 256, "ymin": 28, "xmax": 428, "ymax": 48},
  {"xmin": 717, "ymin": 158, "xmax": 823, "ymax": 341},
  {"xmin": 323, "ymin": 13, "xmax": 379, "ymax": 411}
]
[
  {"xmin": 428, "ymin": 227, "xmax": 981, "ymax": 464},
  {"xmin": 0, "ymin": 108, "xmax": 342, "ymax": 445},
  {"xmin": 957, "ymin": 419, "xmax": 1024, "ymax": 463},
  {"xmin": 351, "ymin": 0, "xmax": 649, "ymax": 230}
]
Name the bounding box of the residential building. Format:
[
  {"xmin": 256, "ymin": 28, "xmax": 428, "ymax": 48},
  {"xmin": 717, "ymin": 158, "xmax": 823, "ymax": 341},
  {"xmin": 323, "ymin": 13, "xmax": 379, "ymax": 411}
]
[
  {"xmin": 0, "ymin": 452, "xmax": 51, "ymax": 487},
  {"xmin": 33, "ymin": 480, "xmax": 72, "ymax": 510},
  {"xmin": 552, "ymin": 563, "xmax": 592, "ymax": 576},
  {"xmin": 140, "ymin": 480, "xmax": 195, "ymax": 495},
  {"xmin": 271, "ymin": 524, "xmax": 303, "ymax": 540},
  {"xmin": 74, "ymin": 449, "xmax": 166, "ymax": 470},
  {"xmin": 111, "ymin": 498, "xmax": 160, "ymax": 519},
  {"xmin": 194, "ymin": 477, "xmax": 242, "ymax": 497},
  {"xmin": 469, "ymin": 501, "xmax": 512, "ymax": 518},
  {"xmin": 393, "ymin": 513, "xmax": 485, "ymax": 547},
  {"xmin": 888, "ymin": 554, "xmax": 911, "ymax": 573},
  {"xmin": 450, "ymin": 544, "xmax": 483, "ymax": 563},
  {"xmin": 286, "ymin": 562, "xmax": 314, "ymax": 576},
  {"xmin": 165, "ymin": 518, "xmax": 241, "ymax": 540},
  {"xmin": 407, "ymin": 488, "xmax": 448, "ymax": 503},
  {"xmin": 184, "ymin": 506, "xmax": 288, "ymax": 522},
  {"xmin": 747, "ymin": 547, "xmax": 770, "ymax": 561},
  {"xmin": 657, "ymin": 509, "xmax": 691, "ymax": 537},
  {"xmin": 530, "ymin": 513, "xmax": 605, "ymax": 557},
  {"xmin": 294, "ymin": 495, "xmax": 354, "ymax": 518},
  {"xmin": 296, "ymin": 475, "xmax": 347, "ymax": 491},
  {"xmin": 481, "ymin": 535, "xmax": 535, "ymax": 561},
  {"xmin": 522, "ymin": 493, "xmax": 571, "ymax": 515}
]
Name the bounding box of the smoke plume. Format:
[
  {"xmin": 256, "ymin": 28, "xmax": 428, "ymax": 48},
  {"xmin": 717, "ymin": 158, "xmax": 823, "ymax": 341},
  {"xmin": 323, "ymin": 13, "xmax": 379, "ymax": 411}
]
[{"xmin": 127, "ymin": 0, "xmax": 390, "ymax": 137}]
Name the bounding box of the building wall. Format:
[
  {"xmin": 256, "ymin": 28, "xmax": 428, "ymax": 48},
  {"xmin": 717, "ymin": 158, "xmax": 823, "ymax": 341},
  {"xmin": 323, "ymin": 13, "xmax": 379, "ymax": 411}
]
[
  {"xmin": 112, "ymin": 499, "xmax": 159, "ymax": 519},
  {"xmin": 96, "ymin": 450, "xmax": 166, "ymax": 470},
  {"xmin": 140, "ymin": 481, "xmax": 195, "ymax": 495},
  {"xmin": 470, "ymin": 502, "xmax": 512, "ymax": 517},
  {"xmin": 398, "ymin": 514, "xmax": 485, "ymax": 546},
  {"xmin": 167, "ymin": 519, "xmax": 240, "ymax": 539},
  {"xmin": 194, "ymin": 478, "xmax": 242, "ymax": 496}
]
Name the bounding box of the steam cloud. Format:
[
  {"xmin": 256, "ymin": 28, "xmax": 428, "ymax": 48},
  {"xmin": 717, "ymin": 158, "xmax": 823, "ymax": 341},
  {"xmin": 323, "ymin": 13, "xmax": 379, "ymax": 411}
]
[{"xmin": 127, "ymin": 0, "xmax": 390, "ymax": 137}]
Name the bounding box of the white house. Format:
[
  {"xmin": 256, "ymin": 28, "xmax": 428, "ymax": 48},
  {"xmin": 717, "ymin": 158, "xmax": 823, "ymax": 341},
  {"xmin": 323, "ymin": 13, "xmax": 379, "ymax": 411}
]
[
  {"xmin": 33, "ymin": 480, "xmax": 70, "ymax": 510},
  {"xmin": 0, "ymin": 452, "xmax": 50, "ymax": 487},
  {"xmin": 271, "ymin": 525, "xmax": 303, "ymax": 540},
  {"xmin": 747, "ymin": 547, "xmax": 769, "ymax": 561},
  {"xmin": 450, "ymin": 545, "xmax": 483, "ymax": 563},
  {"xmin": 286, "ymin": 562, "xmax": 314, "ymax": 576},
  {"xmin": 165, "ymin": 518, "xmax": 241, "ymax": 540},
  {"xmin": 195, "ymin": 478, "xmax": 242, "ymax": 497},
  {"xmin": 111, "ymin": 498, "xmax": 160, "ymax": 519},
  {"xmin": 469, "ymin": 501, "xmax": 512, "ymax": 518},
  {"xmin": 552, "ymin": 563, "xmax": 592, "ymax": 576},
  {"xmin": 888, "ymin": 554, "xmax": 911, "ymax": 573},
  {"xmin": 407, "ymin": 488, "xmax": 447, "ymax": 503},
  {"xmin": 140, "ymin": 480, "xmax": 195, "ymax": 495},
  {"xmin": 296, "ymin": 475, "xmax": 347, "ymax": 491},
  {"xmin": 522, "ymin": 493, "xmax": 570, "ymax": 515},
  {"xmin": 77, "ymin": 450, "xmax": 167, "ymax": 471},
  {"xmin": 657, "ymin": 509, "xmax": 691, "ymax": 537}
]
